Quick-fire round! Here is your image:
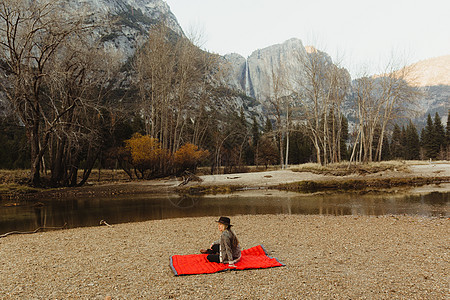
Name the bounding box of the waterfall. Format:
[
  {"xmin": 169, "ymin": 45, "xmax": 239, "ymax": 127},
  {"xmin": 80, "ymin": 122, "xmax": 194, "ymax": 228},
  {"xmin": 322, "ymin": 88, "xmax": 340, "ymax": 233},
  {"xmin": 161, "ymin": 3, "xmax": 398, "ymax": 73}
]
[{"xmin": 245, "ymin": 58, "xmax": 251, "ymax": 97}]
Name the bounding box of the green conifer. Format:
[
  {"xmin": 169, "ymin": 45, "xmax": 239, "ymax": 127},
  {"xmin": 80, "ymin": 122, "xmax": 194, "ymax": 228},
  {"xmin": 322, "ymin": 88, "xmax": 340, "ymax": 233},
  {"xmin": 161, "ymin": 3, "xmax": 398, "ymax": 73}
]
[
  {"xmin": 446, "ymin": 109, "xmax": 450, "ymax": 147},
  {"xmin": 405, "ymin": 121, "xmax": 420, "ymax": 160},
  {"xmin": 434, "ymin": 112, "xmax": 446, "ymax": 158},
  {"xmin": 422, "ymin": 114, "xmax": 437, "ymax": 159},
  {"xmin": 390, "ymin": 123, "xmax": 403, "ymax": 159},
  {"xmin": 264, "ymin": 118, "xmax": 273, "ymax": 133}
]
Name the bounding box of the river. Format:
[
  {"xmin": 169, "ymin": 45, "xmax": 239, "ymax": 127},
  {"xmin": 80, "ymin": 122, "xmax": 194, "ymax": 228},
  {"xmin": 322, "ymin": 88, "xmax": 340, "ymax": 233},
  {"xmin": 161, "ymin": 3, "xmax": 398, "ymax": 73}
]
[{"xmin": 0, "ymin": 190, "xmax": 448, "ymax": 235}]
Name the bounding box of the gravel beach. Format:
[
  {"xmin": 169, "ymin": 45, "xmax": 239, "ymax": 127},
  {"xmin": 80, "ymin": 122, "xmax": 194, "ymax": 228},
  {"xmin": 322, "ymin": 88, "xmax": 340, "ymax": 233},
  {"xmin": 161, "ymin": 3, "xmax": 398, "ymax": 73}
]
[{"xmin": 0, "ymin": 214, "xmax": 448, "ymax": 299}]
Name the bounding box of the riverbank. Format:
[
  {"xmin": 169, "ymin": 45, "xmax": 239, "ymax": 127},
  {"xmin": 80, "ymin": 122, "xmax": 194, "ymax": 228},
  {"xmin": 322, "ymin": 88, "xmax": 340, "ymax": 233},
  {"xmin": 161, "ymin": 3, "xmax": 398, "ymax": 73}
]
[
  {"xmin": 1, "ymin": 161, "xmax": 450, "ymax": 200},
  {"xmin": 193, "ymin": 161, "xmax": 450, "ymax": 190},
  {"xmin": 0, "ymin": 214, "xmax": 448, "ymax": 299},
  {"xmin": 179, "ymin": 161, "xmax": 450, "ymax": 195}
]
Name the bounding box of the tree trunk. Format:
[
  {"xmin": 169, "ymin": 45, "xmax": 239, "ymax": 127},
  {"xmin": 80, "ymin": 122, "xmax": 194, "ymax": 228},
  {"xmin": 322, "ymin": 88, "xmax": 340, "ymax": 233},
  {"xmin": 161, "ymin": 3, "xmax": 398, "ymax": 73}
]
[{"xmin": 29, "ymin": 126, "xmax": 42, "ymax": 186}]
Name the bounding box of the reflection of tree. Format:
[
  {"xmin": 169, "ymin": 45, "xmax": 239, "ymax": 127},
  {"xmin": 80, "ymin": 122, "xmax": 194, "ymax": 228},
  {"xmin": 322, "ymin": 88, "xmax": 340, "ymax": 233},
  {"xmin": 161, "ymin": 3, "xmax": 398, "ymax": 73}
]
[
  {"xmin": 168, "ymin": 195, "xmax": 199, "ymax": 209},
  {"xmin": 1, "ymin": 202, "xmax": 66, "ymax": 238},
  {"xmin": 33, "ymin": 203, "xmax": 46, "ymax": 228},
  {"xmin": 317, "ymin": 197, "xmax": 353, "ymax": 216}
]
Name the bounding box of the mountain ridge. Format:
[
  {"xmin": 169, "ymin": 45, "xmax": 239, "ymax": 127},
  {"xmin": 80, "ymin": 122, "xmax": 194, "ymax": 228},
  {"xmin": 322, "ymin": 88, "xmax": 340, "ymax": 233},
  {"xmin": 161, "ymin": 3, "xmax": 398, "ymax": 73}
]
[
  {"xmin": 222, "ymin": 38, "xmax": 312, "ymax": 101},
  {"xmin": 221, "ymin": 38, "xmax": 448, "ymax": 124},
  {"xmin": 404, "ymin": 55, "xmax": 450, "ymax": 87},
  {"xmin": 1, "ymin": 0, "xmax": 447, "ymax": 125}
]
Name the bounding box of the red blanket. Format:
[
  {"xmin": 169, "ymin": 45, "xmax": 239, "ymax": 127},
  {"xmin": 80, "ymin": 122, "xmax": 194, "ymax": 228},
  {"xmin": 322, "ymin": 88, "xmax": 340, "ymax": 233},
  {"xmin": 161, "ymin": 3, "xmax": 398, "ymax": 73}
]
[{"xmin": 170, "ymin": 245, "xmax": 284, "ymax": 276}]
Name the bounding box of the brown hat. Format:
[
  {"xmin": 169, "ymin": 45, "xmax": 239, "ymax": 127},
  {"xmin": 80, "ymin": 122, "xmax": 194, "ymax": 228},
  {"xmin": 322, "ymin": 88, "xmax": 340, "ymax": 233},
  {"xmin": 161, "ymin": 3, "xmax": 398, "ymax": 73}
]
[{"xmin": 216, "ymin": 216, "xmax": 232, "ymax": 226}]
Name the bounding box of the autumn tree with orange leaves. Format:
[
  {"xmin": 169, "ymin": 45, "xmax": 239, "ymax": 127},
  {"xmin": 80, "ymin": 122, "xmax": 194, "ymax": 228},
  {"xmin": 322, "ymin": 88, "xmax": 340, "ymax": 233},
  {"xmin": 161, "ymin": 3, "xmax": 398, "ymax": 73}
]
[
  {"xmin": 122, "ymin": 135, "xmax": 208, "ymax": 178},
  {"xmin": 124, "ymin": 133, "xmax": 169, "ymax": 179},
  {"xmin": 173, "ymin": 143, "xmax": 209, "ymax": 174}
]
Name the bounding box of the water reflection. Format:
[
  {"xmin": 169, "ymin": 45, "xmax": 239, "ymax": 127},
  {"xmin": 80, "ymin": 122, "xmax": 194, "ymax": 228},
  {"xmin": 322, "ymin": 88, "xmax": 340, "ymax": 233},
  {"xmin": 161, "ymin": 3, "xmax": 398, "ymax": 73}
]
[{"xmin": 0, "ymin": 191, "xmax": 448, "ymax": 234}]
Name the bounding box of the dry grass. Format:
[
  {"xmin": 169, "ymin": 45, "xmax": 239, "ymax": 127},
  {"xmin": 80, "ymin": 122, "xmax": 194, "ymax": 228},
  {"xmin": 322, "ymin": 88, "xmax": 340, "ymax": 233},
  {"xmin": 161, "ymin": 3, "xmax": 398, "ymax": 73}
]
[
  {"xmin": 83, "ymin": 169, "xmax": 132, "ymax": 183},
  {"xmin": 0, "ymin": 183, "xmax": 42, "ymax": 197},
  {"xmin": 176, "ymin": 184, "xmax": 244, "ymax": 195},
  {"xmin": 0, "ymin": 169, "xmax": 131, "ymax": 185},
  {"xmin": 0, "ymin": 169, "xmax": 132, "ymax": 199},
  {"xmin": 1, "ymin": 161, "xmax": 448, "ymax": 198},
  {"xmin": 274, "ymin": 176, "xmax": 450, "ymax": 193},
  {"xmin": 195, "ymin": 165, "xmax": 279, "ymax": 176},
  {"xmin": 0, "ymin": 169, "xmax": 31, "ymax": 185},
  {"xmin": 0, "ymin": 161, "xmax": 416, "ymax": 186},
  {"xmin": 290, "ymin": 161, "xmax": 411, "ymax": 176}
]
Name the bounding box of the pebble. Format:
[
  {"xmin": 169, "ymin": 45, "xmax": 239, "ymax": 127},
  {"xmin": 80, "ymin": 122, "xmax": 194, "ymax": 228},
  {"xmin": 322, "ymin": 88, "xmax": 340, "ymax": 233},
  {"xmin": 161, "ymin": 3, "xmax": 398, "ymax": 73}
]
[{"xmin": 0, "ymin": 214, "xmax": 448, "ymax": 299}]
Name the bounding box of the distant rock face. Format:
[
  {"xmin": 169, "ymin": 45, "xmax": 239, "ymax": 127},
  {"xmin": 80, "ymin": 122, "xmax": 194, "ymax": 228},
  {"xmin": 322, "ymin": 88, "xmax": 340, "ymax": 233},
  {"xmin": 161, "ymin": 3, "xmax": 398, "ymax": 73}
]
[
  {"xmin": 221, "ymin": 53, "xmax": 247, "ymax": 94},
  {"xmin": 221, "ymin": 38, "xmax": 449, "ymax": 127},
  {"xmin": 404, "ymin": 56, "xmax": 450, "ymax": 125},
  {"xmin": 66, "ymin": 0, "xmax": 184, "ymax": 60},
  {"xmin": 0, "ymin": 0, "xmax": 184, "ymax": 113},
  {"xmin": 405, "ymin": 55, "xmax": 450, "ymax": 87},
  {"xmin": 222, "ymin": 38, "xmax": 309, "ymax": 101}
]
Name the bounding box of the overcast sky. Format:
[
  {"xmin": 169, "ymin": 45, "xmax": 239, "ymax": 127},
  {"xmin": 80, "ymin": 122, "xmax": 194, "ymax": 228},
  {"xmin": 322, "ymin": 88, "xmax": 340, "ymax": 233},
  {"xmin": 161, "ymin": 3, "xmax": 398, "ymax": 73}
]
[{"xmin": 165, "ymin": 0, "xmax": 449, "ymax": 78}]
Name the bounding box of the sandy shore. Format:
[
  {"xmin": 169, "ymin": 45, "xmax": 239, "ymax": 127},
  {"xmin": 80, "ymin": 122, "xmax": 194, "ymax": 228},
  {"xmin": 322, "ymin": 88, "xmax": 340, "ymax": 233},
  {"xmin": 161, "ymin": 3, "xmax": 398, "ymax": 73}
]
[
  {"xmin": 0, "ymin": 215, "xmax": 448, "ymax": 299},
  {"xmin": 22, "ymin": 162, "xmax": 450, "ymax": 200},
  {"xmin": 196, "ymin": 162, "xmax": 450, "ymax": 190},
  {"xmin": 147, "ymin": 162, "xmax": 450, "ymax": 192}
]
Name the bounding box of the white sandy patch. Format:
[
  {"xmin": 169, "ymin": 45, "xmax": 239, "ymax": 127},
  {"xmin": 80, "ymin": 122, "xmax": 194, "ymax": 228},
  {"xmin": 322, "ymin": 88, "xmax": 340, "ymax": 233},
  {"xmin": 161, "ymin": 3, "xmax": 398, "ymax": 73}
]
[
  {"xmin": 199, "ymin": 170, "xmax": 323, "ymax": 187},
  {"xmin": 409, "ymin": 163, "xmax": 450, "ymax": 177}
]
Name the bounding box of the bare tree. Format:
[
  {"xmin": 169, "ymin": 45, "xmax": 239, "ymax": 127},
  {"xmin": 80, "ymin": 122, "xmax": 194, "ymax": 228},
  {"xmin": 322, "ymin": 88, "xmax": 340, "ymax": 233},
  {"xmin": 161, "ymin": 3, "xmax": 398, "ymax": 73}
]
[
  {"xmin": 189, "ymin": 53, "xmax": 220, "ymax": 149},
  {"xmin": 293, "ymin": 48, "xmax": 329, "ymax": 165},
  {"xmin": 324, "ymin": 64, "xmax": 351, "ymax": 163},
  {"xmin": 265, "ymin": 63, "xmax": 292, "ymax": 169},
  {"xmin": 350, "ymin": 61, "xmax": 421, "ymax": 163},
  {"xmin": 171, "ymin": 34, "xmax": 216, "ymax": 153},
  {"xmin": 374, "ymin": 63, "xmax": 421, "ymax": 161},
  {"xmin": 350, "ymin": 75, "xmax": 377, "ymax": 163},
  {"xmin": 135, "ymin": 21, "xmax": 175, "ymax": 144},
  {"xmin": 44, "ymin": 35, "xmax": 121, "ymax": 186},
  {"xmin": 134, "ymin": 20, "xmax": 220, "ymax": 173},
  {"xmin": 292, "ymin": 46, "xmax": 351, "ymax": 165},
  {"xmin": 0, "ymin": 0, "xmax": 106, "ymax": 186}
]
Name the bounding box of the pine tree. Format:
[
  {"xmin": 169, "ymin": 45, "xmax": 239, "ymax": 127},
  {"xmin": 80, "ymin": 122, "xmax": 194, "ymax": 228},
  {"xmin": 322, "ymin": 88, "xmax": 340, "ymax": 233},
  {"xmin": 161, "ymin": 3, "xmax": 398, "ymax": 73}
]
[
  {"xmin": 434, "ymin": 112, "xmax": 446, "ymax": 158},
  {"xmin": 340, "ymin": 115, "xmax": 349, "ymax": 161},
  {"xmin": 381, "ymin": 135, "xmax": 391, "ymax": 160},
  {"xmin": 405, "ymin": 121, "xmax": 420, "ymax": 160},
  {"xmin": 0, "ymin": 117, "xmax": 29, "ymax": 169},
  {"xmin": 251, "ymin": 116, "xmax": 260, "ymax": 148},
  {"xmin": 249, "ymin": 116, "xmax": 260, "ymax": 166},
  {"xmin": 288, "ymin": 125, "xmax": 313, "ymax": 164},
  {"xmin": 446, "ymin": 109, "xmax": 450, "ymax": 159},
  {"xmin": 390, "ymin": 123, "xmax": 403, "ymax": 159},
  {"xmin": 401, "ymin": 126, "xmax": 407, "ymax": 158},
  {"xmin": 239, "ymin": 108, "xmax": 247, "ymax": 129},
  {"xmin": 422, "ymin": 114, "xmax": 437, "ymax": 159},
  {"xmin": 446, "ymin": 109, "xmax": 450, "ymax": 147},
  {"xmin": 264, "ymin": 118, "xmax": 273, "ymax": 133}
]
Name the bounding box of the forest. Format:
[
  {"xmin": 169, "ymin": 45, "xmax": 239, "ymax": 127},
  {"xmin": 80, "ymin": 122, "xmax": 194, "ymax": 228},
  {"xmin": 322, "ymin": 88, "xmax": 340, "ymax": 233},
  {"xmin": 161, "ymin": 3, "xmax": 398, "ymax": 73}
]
[{"xmin": 0, "ymin": 0, "xmax": 449, "ymax": 187}]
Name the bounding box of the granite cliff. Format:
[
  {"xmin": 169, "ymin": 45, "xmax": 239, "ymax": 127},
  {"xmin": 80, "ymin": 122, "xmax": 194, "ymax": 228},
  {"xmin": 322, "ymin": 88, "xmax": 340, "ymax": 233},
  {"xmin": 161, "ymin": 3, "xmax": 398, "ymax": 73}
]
[
  {"xmin": 222, "ymin": 38, "xmax": 311, "ymax": 101},
  {"xmin": 67, "ymin": 0, "xmax": 184, "ymax": 60},
  {"xmin": 405, "ymin": 56, "xmax": 449, "ymax": 125},
  {"xmin": 1, "ymin": 0, "xmax": 448, "ymax": 125}
]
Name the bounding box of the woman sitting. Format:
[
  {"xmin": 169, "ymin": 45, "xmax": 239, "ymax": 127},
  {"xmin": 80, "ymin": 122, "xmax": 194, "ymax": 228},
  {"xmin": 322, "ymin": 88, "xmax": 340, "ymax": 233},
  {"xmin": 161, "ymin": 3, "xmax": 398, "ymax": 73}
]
[{"xmin": 200, "ymin": 217, "xmax": 241, "ymax": 266}]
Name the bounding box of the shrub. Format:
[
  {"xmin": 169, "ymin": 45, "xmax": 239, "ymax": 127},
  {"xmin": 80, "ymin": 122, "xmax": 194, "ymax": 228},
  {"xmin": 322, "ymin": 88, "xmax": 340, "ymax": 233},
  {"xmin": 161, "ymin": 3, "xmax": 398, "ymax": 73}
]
[
  {"xmin": 173, "ymin": 143, "xmax": 209, "ymax": 173},
  {"xmin": 124, "ymin": 133, "xmax": 168, "ymax": 178}
]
